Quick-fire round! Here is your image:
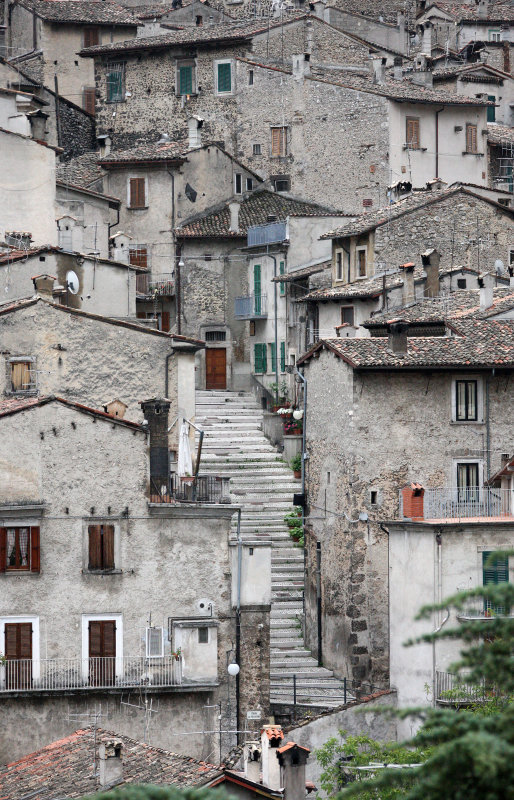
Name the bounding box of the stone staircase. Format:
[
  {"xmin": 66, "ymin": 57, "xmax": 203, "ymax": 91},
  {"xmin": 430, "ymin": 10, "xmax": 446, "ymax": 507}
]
[{"xmin": 195, "ymin": 389, "xmax": 352, "ymax": 709}]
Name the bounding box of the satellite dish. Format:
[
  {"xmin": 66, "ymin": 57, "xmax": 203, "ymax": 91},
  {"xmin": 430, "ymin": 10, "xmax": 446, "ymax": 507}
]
[
  {"xmin": 66, "ymin": 270, "xmax": 79, "ymax": 294},
  {"xmin": 494, "ymin": 259, "xmax": 505, "ymax": 275}
]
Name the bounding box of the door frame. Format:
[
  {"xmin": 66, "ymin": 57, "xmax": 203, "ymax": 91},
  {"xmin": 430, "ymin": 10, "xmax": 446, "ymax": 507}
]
[
  {"xmin": 205, "ymin": 346, "xmax": 227, "ymax": 390},
  {"xmin": 0, "ymin": 616, "xmax": 40, "ymax": 681},
  {"xmin": 81, "ymin": 613, "xmax": 123, "ymax": 682}
]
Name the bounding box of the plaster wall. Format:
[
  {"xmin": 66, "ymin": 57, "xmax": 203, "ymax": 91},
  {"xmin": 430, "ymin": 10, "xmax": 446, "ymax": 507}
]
[{"xmin": 0, "ymin": 130, "xmax": 57, "ymax": 246}]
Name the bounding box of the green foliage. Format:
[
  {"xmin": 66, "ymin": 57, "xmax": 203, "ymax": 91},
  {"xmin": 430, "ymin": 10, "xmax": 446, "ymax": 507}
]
[{"xmin": 82, "ymin": 786, "xmax": 228, "ymax": 800}]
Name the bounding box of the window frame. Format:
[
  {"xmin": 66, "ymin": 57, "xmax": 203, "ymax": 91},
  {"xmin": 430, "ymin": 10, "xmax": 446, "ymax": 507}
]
[
  {"xmin": 405, "ymin": 116, "xmax": 420, "ymax": 149},
  {"xmin": 176, "ymin": 60, "xmax": 196, "ymax": 96},
  {"xmin": 106, "ymin": 62, "xmax": 125, "ymax": 104},
  {"xmin": 465, "ymin": 123, "xmax": 478, "ymax": 154},
  {"xmin": 127, "ymin": 176, "xmax": 147, "ymax": 209},
  {"xmin": 271, "ymin": 126, "xmax": 287, "ymax": 157},
  {"xmin": 215, "ymin": 59, "xmax": 233, "ymax": 95}
]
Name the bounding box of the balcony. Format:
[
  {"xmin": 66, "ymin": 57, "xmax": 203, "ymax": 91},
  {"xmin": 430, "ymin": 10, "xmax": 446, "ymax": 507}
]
[
  {"xmin": 436, "ymin": 671, "xmax": 498, "ymax": 705},
  {"xmin": 399, "ymin": 486, "xmax": 513, "ymax": 522},
  {"xmin": 136, "ymin": 273, "xmax": 175, "ymax": 297},
  {"xmin": 150, "ymin": 474, "xmax": 231, "ymax": 504},
  {"xmin": 234, "ymin": 295, "xmax": 268, "ymax": 319},
  {"xmin": 0, "ymin": 656, "xmax": 193, "ymax": 694}
]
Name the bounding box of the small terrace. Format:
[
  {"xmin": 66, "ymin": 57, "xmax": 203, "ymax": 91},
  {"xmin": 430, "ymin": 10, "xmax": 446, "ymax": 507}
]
[
  {"xmin": 0, "ymin": 656, "xmax": 218, "ymax": 695},
  {"xmin": 136, "ymin": 273, "xmax": 175, "ymax": 297},
  {"xmin": 399, "ymin": 485, "xmax": 513, "ymax": 523},
  {"xmin": 234, "ymin": 295, "xmax": 268, "ymax": 319},
  {"xmin": 150, "ymin": 474, "xmax": 231, "ymax": 504}
]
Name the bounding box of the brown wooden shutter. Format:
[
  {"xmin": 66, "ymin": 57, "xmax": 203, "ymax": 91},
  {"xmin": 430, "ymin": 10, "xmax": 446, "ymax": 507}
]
[
  {"xmin": 0, "ymin": 527, "xmax": 6, "ymax": 572},
  {"xmin": 88, "ymin": 525, "xmax": 102, "ymax": 569},
  {"xmin": 103, "ymin": 525, "xmax": 115, "ymax": 570},
  {"xmin": 30, "ymin": 527, "xmax": 40, "ymax": 573},
  {"xmin": 103, "ymin": 621, "xmax": 116, "ymax": 657},
  {"xmin": 161, "ymin": 311, "xmax": 170, "ymax": 332},
  {"xmin": 130, "ymin": 178, "xmax": 145, "ymax": 208}
]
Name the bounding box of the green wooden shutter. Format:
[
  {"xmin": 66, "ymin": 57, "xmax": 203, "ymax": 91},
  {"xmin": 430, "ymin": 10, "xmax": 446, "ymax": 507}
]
[
  {"xmin": 487, "ymin": 96, "xmax": 496, "ymax": 122},
  {"xmin": 279, "ymin": 261, "xmax": 285, "ymax": 296},
  {"xmin": 269, "ymin": 343, "xmax": 276, "ymax": 373},
  {"xmin": 179, "ymin": 65, "xmax": 193, "ymax": 95},
  {"xmin": 217, "ymin": 62, "xmax": 232, "ymax": 93},
  {"xmin": 280, "ymin": 341, "xmax": 286, "ymax": 373},
  {"xmin": 253, "ymin": 264, "xmax": 261, "ymax": 315},
  {"xmin": 254, "ymin": 343, "xmax": 266, "ymax": 374}
]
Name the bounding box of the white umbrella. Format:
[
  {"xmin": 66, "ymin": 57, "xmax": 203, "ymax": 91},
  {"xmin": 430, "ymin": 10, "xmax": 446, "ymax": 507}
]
[{"xmin": 178, "ymin": 421, "xmax": 193, "ymax": 476}]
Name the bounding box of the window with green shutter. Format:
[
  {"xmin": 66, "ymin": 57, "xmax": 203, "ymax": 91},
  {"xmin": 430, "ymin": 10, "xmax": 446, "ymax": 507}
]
[
  {"xmin": 254, "ymin": 343, "xmax": 267, "ymax": 374},
  {"xmin": 217, "ymin": 62, "xmax": 232, "ymax": 93},
  {"xmin": 279, "ymin": 261, "xmax": 285, "ymax": 296},
  {"xmin": 178, "ymin": 64, "xmax": 193, "ymax": 95},
  {"xmin": 269, "ymin": 343, "xmax": 276, "ymax": 373},
  {"xmin": 483, "ymin": 551, "xmax": 509, "ymax": 615},
  {"xmin": 280, "ymin": 341, "xmax": 286, "ymax": 373},
  {"xmin": 106, "ymin": 63, "xmax": 124, "ymax": 103},
  {"xmin": 253, "ymin": 264, "xmax": 261, "ymax": 315}
]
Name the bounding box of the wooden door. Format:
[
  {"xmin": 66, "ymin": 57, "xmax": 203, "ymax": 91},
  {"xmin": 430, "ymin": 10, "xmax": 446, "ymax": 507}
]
[
  {"xmin": 206, "ymin": 348, "xmax": 226, "ymax": 390},
  {"xmin": 5, "ymin": 622, "xmax": 32, "ymax": 689},
  {"xmin": 88, "ymin": 620, "xmax": 116, "ymax": 687}
]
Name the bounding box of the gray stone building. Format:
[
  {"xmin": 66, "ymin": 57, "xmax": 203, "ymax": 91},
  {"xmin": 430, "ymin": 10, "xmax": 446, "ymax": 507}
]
[{"xmin": 297, "ymin": 314, "xmax": 514, "ymax": 688}]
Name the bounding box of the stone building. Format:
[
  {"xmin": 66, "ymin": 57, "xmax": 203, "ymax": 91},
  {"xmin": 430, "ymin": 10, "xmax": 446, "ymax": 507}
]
[
  {"xmin": 7, "ymin": 0, "xmax": 137, "ymax": 108},
  {"xmin": 0, "ymin": 394, "xmax": 269, "ymax": 762},
  {"xmin": 297, "ymin": 315, "xmax": 514, "ymax": 688}
]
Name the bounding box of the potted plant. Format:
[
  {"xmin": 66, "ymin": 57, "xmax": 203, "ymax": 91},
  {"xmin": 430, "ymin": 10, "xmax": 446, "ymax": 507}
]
[{"xmin": 291, "ymin": 453, "xmax": 302, "ymax": 479}]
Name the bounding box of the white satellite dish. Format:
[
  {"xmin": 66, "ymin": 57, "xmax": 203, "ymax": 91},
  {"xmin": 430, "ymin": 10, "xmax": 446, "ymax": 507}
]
[
  {"xmin": 66, "ymin": 270, "xmax": 79, "ymax": 294},
  {"xmin": 494, "ymin": 259, "xmax": 505, "ymax": 275}
]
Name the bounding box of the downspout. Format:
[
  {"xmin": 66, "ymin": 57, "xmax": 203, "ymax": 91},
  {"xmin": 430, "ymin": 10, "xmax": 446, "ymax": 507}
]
[
  {"xmin": 435, "ymin": 107, "xmax": 445, "ymax": 179},
  {"xmin": 235, "ymin": 507, "xmax": 242, "ymax": 743}
]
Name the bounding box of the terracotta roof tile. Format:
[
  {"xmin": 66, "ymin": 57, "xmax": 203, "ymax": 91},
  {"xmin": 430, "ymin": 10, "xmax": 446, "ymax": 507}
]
[{"xmin": 15, "ymin": 0, "xmax": 138, "ymax": 25}]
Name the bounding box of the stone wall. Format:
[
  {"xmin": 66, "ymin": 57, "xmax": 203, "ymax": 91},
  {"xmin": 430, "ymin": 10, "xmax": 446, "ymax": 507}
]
[{"xmin": 303, "ymin": 348, "xmax": 514, "ymax": 687}]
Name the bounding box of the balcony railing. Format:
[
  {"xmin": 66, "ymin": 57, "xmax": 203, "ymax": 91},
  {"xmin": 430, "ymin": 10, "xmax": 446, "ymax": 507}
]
[
  {"xmin": 436, "ymin": 671, "xmax": 497, "ymax": 705},
  {"xmin": 400, "ymin": 487, "xmax": 513, "ymax": 521},
  {"xmin": 136, "ymin": 273, "xmax": 175, "ymax": 297},
  {"xmin": 234, "ymin": 295, "xmax": 268, "ymax": 319},
  {"xmin": 0, "ymin": 656, "xmax": 184, "ymax": 694},
  {"xmin": 150, "ymin": 474, "xmax": 231, "ymax": 504}
]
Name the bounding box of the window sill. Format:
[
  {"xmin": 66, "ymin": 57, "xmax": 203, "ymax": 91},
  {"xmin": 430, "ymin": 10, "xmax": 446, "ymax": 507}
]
[{"xmin": 82, "ymin": 568, "xmax": 123, "ymax": 575}]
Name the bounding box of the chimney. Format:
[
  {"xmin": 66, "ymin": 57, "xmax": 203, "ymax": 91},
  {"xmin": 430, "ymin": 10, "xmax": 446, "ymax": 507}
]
[
  {"xmin": 99, "ymin": 739, "xmax": 123, "ymax": 787},
  {"xmin": 27, "ymin": 109, "xmax": 49, "ymax": 142},
  {"xmin": 292, "ymin": 53, "xmax": 310, "ymax": 80},
  {"xmin": 188, "ymin": 115, "xmax": 203, "ymax": 149},
  {"xmin": 370, "ymin": 56, "xmax": 386, "ymax": 85},
  {"xmin": 140, "ymin": 399, "xmax": 170, "ymax": 489},
  {"xmin": 261, "ymin": 725, "xmax": 284, "ymax": 790},
  {"xmin": 477, "ymin": 0, "xmax": 489, "ymax": 19},
  {"xmin": 32, "ymin": 273, "xmax": 56, "ymax": 297},
  {"xmin": 388, "ymin": 319, "xmax": 409, "ymax": 354},
  {"xmin": 229, "ymin": 201, "xmax": 240, "ymax": 234},
  {"xmin": 400, "ymin": 262, "xmax": 415, "ymax": 305},
  {"xmin": 393, "ymin": 56, "xmax": 403, "ymax": 80},
  {"xmin": 277, "ymin": 743, "xmax": 310, "ymax": 800},
  {"xmin": 480, "ymin": 285, "xmax": 493, "ymax": 310},
  {"xmin": 244, "ymin": 741, "xmax": 262, "ymax": 784},
  {"xmin": 421, "ymin": 248, "xmax": 440, "ymax": 298}
]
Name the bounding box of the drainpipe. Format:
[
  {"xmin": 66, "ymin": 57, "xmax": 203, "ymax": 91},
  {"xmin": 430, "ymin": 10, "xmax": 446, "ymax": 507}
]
[
  {"xmin": 435, "ymin": 107, "xmax": 445, "ymax": 179},
  {"xmin": 235, "ymin": 507, "xmax": 242, "ymax": 742}
]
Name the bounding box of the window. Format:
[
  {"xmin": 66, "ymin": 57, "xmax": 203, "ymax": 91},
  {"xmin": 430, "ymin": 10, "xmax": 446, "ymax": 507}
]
[
  {"xmin": 198, "ymin": 626, "xmax": 209, "ymax": 643},
  {"xmin": 8, "ymin": 358, "xmax": 35, "ymax": 393},
  {"xmin": 271, "ymin": 126, "xmax": 287, "ymax": 157},
  {"xmin": 280, "ymin": 341, "xmax": 286, "ymax": 373},
  {"xmin": 406, "ymin": 117, "xmax": 420, "ymax": 149},
  {"xmin": 128, "ymin": 177, "xmax": 146, "ymax": 209},
  {"xmin": 106, "ymin": 63, "xmax": 125, "ymax": 103},
  {"xmin": 341, "ymin": 306, "xmax": 354, "ymax": 326},
  {"xmin": 466, "ymin": 123, "xmax": 478, "ymax": 154},
  {"xmin": 248, "ymin": 69, "xmax": 254, "ymax": 86},
  {"xmin": 215, "ymin": 61, "xmax": 232, "ymax": 94},
  {"xmin": 0, "ymin": 527, "xmax": 39, "ymax": 572},
  {"xmin": 254, "ymin": 343, "xmax": 267, "ymax": 374},
  {"xmin": 234, "ymin": 173, "xmax": 242, "ymax": 194},
  {"xmin": 356, "ymin": 247, "xmax": 367, "ymax": 277},
  {"xmin": 88, "ymin": 524, "xmax": 115, "ymax": 571},
  {"xmin": 483, "ymin": 552, "xmax": 509, "ymax": 615},
  {"xmin": 487, "ymin": 96, "xmax": 496, "ymax": 123},
  {"xmin": 489, "ymin": 29, "xmax": 501, "ymax": 42},
  {"xmin": 177, "ymin": 62, "xmax": 195, "ymax": 96},
  {"xmin": 83, "ymin": 87, "xmax": 96, "ymax": 116},
  {"xmin": 253, "ymin": 143, "xmax": 261, "ymax": 155},
  {"xmin": 272, "ymin": 175, "xmax": 290, "ymax": 192},
  {"xmin": 456, "ymin": 379, "xmax": 477, "ymax": 421},
  {"xmin": 129, "ymin": 244, "xmax": 148, "ymax": 268},
  {"xmin": 146, "ymin": 626, "xmax": 164, "ymax": 657},
  {"xmin": 279, "ymin": 260, "xmax": 285, "ymax": 296},
  {"xmin": 269, "ymin": 342, "xmax": 276, "ymax": 373},
  {"xmin": 83, "ymin": 27, "xmax": 99, "ymax": 48},
  {"xmin": 457, "ymin": 462, "xmax": 480, "ymax": 503},
  {"xmin": 246, "ymin": 178, "xmax": 254, "ymax": 191}
]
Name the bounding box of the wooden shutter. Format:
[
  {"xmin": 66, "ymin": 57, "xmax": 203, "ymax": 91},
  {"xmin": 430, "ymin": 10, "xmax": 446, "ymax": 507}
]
[
  {"xmin": 30, "ymin": 527, "xmax": 40, "ymax": 573},
  {"xmin": 179, "ymin": 65, "xmax": 193, "ymax": 95},
  {"xmin": 88, "ymin": 525, "xmax": 102, "ymax": 569},
  {"xmin": 0, "ymin": 527, "xmax": 6, "ymax": 572},
  {"xmin": 129, "ymin": 178, "xmax": 145, "ymax": 208},
  {"xmin": 217, "ymin": 62, "xmax": 231, "ymax": 93},
  {"xmin": 102, "ymin": 525, "xmax": 115, "ymax": 570},
  {"xmin": 406, "ymin": 117, "xmax": 420, "ymax": 149},
  {"xmin": 83, "ymin": 88, "xmax": 96, "ymax": 116},
  {"xmin": 161, "ymin": 311, "xmax": 170, "ymax": 332},
  {"xmin": 466, "ymin": 124, "xmax": 477, "ymax": 153},
  {"xmin": 84, "ymin": 27, "xmax": 99, "ymax": 48}
]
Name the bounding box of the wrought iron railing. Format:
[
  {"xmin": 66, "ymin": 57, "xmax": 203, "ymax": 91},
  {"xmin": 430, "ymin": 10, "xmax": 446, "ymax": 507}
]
[
  {"xmin": 150, "ymin": 474, "xmax": 231, "ymax": 504},
  {"xmin": 234, "ymin": 295, "xmax": 268, "ymax": 319},
  {"xmin": 0, "ymin": 656, "xmax": 184, "ymax": 693},
  {"xmin": 436, "ymin": 671, "xmax": 496, "ymax": 704},
  {"xmin": 399, "ymin": 487, "xmax": 512, "ymax": 520}
]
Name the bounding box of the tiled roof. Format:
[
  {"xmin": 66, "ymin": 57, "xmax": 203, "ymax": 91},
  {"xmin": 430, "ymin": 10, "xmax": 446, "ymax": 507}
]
[
  {"xmin": 80, "ymin": 13, "xmax": 308, "ymax": 55},
  {"xmin": 57, "ymin": 152, "xmax": 106, "ymax": 190},
  {"xmin": 487, "ymin": 123, "xmax": 514, "ymax": 147},
  {"xmin": 364, "ymin": 288, "xmax": 514, "ymax": 327},
  {"xmin": 320, "ymin": 185, "xmax": 513, "ymax": 240},
  {"xmin": 176, "ymin": 190, "xmax": 341, "ymax": 238},
  {"xmin": 271, "ymin": 260, "xmax": 331, "ymax": 283},
  {"xmin": 0, "ymin": 727, "xmax": 222, "ymax": 799},
  {"xmin": 15, "ymin": 0, "xmax": 138, "ymax": 25},
  {"xmin": 298, "ymin": 318, "xmax": 514, "ymax": 370}
]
